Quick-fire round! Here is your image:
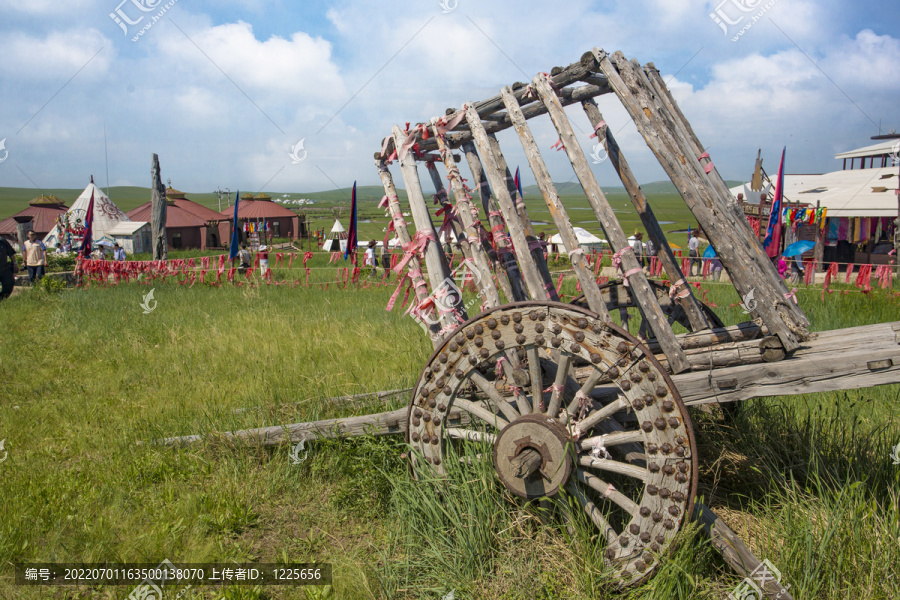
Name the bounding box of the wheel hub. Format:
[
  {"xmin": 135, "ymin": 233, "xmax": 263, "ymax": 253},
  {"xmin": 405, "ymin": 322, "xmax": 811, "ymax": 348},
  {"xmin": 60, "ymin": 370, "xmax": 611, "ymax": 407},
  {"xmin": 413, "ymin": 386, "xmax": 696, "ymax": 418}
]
[{"xmin": 493, "ymin": 413, "xmax": 574, "ymax": 498}]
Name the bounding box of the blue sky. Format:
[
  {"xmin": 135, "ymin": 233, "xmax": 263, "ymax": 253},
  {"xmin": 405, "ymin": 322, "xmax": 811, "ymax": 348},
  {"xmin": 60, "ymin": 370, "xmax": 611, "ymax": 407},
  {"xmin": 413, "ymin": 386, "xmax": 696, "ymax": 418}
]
[{"xmin": 0, "ymin": 0, "xmax": 898, "ymax": 197}]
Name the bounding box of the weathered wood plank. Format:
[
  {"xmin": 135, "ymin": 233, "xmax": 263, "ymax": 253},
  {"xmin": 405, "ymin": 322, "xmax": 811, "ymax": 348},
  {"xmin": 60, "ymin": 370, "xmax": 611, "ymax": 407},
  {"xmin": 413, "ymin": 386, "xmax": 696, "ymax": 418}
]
[
  {"xmin": 461, "ymin": 141, "xmax": 526, "ymax": 302},
  {"xmin": 392, "ymin": 125, "xmax": 466, "ymax": 333},
  {"xmin": 693, "ymin": 503, "xmax": 795, "ymax": 600},
  {"xmin": 531, "ymin": 72, "xmax": 690, "ymax": 373},
  {"xmin": 414, "ymin": 83, "xmax": 613, "ymax": 154},
  {"xmin": 641, "ymin": 60, "xmax": 810, "ymax": 331},
  {"xmin": 501, "ymin": 85, "xmax": 612, "ymax": 321},
  {"xmin": 670, "ymin": 322, "xmax": 900, "ymax": 405},
  {"xmin": 580, "ymin": 98, "xmax": 709, "ymax": 331},
  {"xmin": 466, "ymin": 106, "xmax": 549, "ymax": 300},
  {"xmin": 376, "ymin": 157, "xmax": 441, "ymax": 345},
  {"xmin": 633, "ymin": 56, "xmax": 809, "ymax": 335},
  {"xmin": 431, "ymin": 129, "xmax": 502, "ymax": 310},
  {"xmin": 485, "ymin": 132, "xmax": 560, "ymax": 300},
  {"xmin": 597, "ymin": 50, "xmax": 806, "ymax": 352}
]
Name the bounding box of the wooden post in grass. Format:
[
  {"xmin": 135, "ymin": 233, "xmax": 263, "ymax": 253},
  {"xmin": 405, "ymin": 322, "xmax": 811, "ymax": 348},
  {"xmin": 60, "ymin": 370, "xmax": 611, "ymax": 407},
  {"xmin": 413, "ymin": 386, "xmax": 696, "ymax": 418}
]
[
  {"xmin": 151, "ymin": 153, "xmax": 167, "ymax": 261},
  {"xmin": 14, "ymin": 217, "xmax": 32, "ymax": 252}
]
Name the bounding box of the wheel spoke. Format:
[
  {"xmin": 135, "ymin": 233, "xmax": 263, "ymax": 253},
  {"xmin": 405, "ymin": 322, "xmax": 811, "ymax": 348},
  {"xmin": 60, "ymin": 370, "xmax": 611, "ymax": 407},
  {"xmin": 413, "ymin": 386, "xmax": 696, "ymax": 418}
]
[
  {"xmin": 454, "ymin": 397, "xmax": 509, "ymax": 430},
  {"xmin": 469, "ymin": 371, "xmax": 520, "ymax": 422},
  {"xmin": 573, "ymin": 396, "xmax": 628, "ymax": 434},
  {"xmin": 527, "ymin": 348, "xmax": 543, "ymax": 414},
  {"xmin": 564, "ymin": 368, "xmax": 605, "ymax": 421},
  {"xmin": 567, "ymin": 482, "xmax": 618, "ymax": 546},
  {"xmin": 578, "ymin": 430, "xmax": 643, "ymax": 451},
  {"xmin": 578, "ymin": 455, "xmax": 648, "ymax": 482},
  {"xmin": 545, "ymin": 353, "xmax": 571, "ymax": 418},
  {"xmin": 573, "ymin": 468, "xmax": 639, "ymax": 516},
  {"xmin": 446, "ymin": 428, "xmax": 496, "ymax": 444}
]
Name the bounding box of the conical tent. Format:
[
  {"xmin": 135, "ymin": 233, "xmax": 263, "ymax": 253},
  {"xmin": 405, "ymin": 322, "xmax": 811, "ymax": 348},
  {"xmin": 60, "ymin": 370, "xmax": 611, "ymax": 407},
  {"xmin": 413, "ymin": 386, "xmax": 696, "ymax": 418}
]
[
  {"xmin": 43, "ymin": 182, "xmax": 131, "ymax": 249},
  {"xmin": 322, "ymin": 219, "xmax": 348, "ymax": 252}
]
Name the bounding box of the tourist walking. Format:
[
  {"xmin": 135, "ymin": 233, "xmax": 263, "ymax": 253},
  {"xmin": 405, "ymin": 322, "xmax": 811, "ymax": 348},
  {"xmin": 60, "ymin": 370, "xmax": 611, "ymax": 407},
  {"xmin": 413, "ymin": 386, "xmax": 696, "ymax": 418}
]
[
  {"xmin": 23, "ymin": 230, "xmax": 48, "ymax": 283},
  {"xmin": 259, "ymin": 245, "xmax": 270, "ymax": 276},
  {"xmin": 688, "ymin": 231, "xmax": 700, "ymax": 276},
  {"xmin": 365, "ymin": 240, "xmax": 377, "ymax": 277}
]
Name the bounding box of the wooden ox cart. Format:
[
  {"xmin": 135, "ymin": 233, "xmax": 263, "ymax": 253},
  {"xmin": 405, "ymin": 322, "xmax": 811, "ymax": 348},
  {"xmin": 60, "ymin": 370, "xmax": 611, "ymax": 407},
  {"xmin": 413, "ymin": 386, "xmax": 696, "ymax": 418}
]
[{"xmin": 164, "ymin": 49, "xmax": 900, "ymax": 596}]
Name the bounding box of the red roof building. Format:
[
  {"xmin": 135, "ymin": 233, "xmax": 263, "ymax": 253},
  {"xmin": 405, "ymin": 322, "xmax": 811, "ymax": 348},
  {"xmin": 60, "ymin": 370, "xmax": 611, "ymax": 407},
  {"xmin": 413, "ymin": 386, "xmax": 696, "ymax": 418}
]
[
  {"xmin": 127, "ymin": 188, "xmax": 228, "ymax": 250},
  {"xmin": 0, "ymin": 195, "xmax": 69, "ymax": 243},
  {"xmin": 219, "ymin": 193, "xmax": 303, "ymax": 242}
]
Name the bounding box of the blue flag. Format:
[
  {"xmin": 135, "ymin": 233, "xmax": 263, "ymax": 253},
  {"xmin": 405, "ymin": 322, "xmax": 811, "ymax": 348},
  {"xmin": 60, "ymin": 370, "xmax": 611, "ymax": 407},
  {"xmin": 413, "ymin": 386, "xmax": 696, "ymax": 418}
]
[
  {"xmin": 344, "ymin": 181, "xmax": 357, "ymax": 263},
  {"xmin": 229, "ymin": 190, "xmax": 241, "ymax": 260}
]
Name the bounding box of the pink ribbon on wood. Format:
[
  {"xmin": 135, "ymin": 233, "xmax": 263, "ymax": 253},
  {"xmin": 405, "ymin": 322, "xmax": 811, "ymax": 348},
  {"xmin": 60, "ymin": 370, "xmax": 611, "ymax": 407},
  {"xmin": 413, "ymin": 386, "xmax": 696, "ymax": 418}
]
[{"xmin": 393, "ymin": 229, "xmax": 437, "ymax": 273}]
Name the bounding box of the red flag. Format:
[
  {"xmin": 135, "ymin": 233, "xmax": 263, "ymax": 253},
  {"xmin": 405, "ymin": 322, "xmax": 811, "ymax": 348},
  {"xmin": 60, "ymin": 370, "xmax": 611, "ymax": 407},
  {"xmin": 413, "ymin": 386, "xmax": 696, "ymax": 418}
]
[
  {"xmin": 344, "ymin": 181, "xmax": 357, "ymax": 265},
  {"xmin": 80, "ymin": 190, "xmax": 95, "ymax": 257},
  {"xmin": 764, "ymin": 148, "xmax": 785, "ymax": 258}
]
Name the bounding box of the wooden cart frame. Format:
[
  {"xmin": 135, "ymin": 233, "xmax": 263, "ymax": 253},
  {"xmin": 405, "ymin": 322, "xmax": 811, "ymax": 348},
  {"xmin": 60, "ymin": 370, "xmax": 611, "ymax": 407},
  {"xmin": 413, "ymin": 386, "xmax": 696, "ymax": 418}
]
[{"xmin": 165, "ymin": 48, "xmax": 900, "ymax": 596}]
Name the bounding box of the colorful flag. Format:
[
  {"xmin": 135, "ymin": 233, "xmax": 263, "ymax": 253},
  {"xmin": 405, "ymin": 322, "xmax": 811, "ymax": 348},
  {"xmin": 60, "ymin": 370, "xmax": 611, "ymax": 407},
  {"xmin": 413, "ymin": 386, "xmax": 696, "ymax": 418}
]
[
  {"xmin": 344, "ymin": 181, "xmax": 357, "ymax": 263},
  {"xmin": 229, "ymin": 190, "xmax": 241, "ymax": 260},
  {"xmin": 81, "ymin": 190, "xmax": 95, "ymax": 257},
  {"xmin": 514, "ymin": 166, "xmax": 523, "ymax": 200},
  {"xmin": 764, "ymin": 148, "xmax": 785, "ymax": 258}
]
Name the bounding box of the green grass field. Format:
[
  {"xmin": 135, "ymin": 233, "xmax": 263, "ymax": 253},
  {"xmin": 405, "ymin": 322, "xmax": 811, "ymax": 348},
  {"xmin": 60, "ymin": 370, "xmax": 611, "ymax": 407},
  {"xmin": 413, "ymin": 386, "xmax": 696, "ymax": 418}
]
[
  {"xmin": 0, "ymin": 259, "xmax": 898, "ymax": 599},
  {"xmin": 2, "ymin": 183, "xmax": 718, "ymax": 255}
]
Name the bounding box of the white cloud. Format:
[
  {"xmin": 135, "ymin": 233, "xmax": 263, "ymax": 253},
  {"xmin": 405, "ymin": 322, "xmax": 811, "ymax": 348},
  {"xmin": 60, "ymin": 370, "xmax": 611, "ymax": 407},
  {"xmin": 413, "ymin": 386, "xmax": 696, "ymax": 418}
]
[
  {"xmin": 0, "ymin": 30, "xmax": 112, "ymax": 79},
  {"xmin": 151, "ymin": 20, "xmax": 346, "ymax": 100}
]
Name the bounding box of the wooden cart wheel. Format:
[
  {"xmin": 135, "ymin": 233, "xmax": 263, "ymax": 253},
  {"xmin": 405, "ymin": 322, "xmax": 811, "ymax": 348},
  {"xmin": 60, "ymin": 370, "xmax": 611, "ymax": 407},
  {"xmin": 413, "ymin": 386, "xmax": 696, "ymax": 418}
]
[
  {"xmin": 570, "ymin": 279, "xmax": 724, "ymax": 337},
  {"xmin": 406, "ymin": 302, "xmax": 698, "ymax": 587}
]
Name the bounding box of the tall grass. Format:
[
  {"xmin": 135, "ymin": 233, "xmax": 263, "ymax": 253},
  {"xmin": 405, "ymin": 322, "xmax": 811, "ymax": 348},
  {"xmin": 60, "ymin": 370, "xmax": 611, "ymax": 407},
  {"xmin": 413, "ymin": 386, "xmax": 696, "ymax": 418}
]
[{"xmin": 0, "ymin": 276, "xmax": 897, "ymax": 599}]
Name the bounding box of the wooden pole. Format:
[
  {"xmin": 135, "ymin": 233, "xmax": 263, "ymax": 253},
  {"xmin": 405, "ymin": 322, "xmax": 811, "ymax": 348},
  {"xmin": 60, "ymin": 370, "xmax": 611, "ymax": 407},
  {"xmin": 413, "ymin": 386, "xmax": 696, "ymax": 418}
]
[
  {"xmin": 461, "ymin": 141, "xmax": 526, "ymax": 302},
  {"xmin": 375, "ymin": 156, "xmax": 442, "ymax": 347},
  {"xmin": 411, "ymin": 83, "xmax": 615, "ymax": 155},
  {"xmin": 422, "ymin": 160, "xmax": 474, "ymax": 266},
  {"xmin": 500, "ymin": 85, "xmax": 611, "ymax": 320},
  {"xmin": 581, "ymin": 98, "xmax": 710, "ymax": 331},
  {"xmin": 531, "ymin": 72, "xmax": 691, "ymax": 373},
  {"xmin": 693, "ymin": 503, "xmax": 795, "ymax": 600},
  {"xmin": 430, "ymin": 126, "xmax": 502, "ymax": 310},
  {"xmin": 598, "ymin": 50, "xmax": 806, "ymax": 352},
  {"xmin": 150, "ymin": 154, "xmax": 167, "ymax": 261},
  {"xmin": 640, "ymin": 59, "xmax": 809, "ymax": 331},
  {"xmin": 15, "ymin": 219, "xmax": 32, "ymax": 251},
  {"xmin": 392, "ymin": 126, "xmax": 467, "ymax": 333},
  {"xmin": 485, "ymin": 133, "xmax": 559, "ymax": 299},
  {"xmin": 465, "ymin": 106, "xmax": 552, "ymax": 300}
]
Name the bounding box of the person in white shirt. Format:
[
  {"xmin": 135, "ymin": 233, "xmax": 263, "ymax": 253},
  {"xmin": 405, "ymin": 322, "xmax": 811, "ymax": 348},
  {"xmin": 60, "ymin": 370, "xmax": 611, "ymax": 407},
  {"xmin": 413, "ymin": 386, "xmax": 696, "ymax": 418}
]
[
  {"xmin": 365, "ymin": 240, "xmax": 377, "ymax": 276},
  {"xmin": 113, "ymin": 243, "xmax": 126, "ymax": 262},
  {"xmin": 22, "ymin": 230, "xmax": 48, "ymax": 283},
  {"xmin": 688, "ymin": 231, "xmax": 700, "ymax": 276}
]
